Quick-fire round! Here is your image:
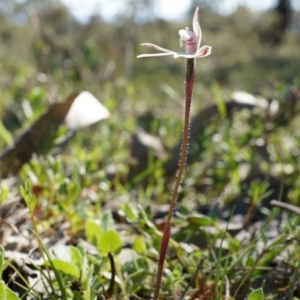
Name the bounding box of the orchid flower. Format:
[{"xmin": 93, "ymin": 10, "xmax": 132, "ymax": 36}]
[
  {"xmin": 137, "ymin": 8, "xmax": 212, "ymax": 300},
  {"xmin": 137, "ymin": 7, "xmax": 211, "ymax": 59}
]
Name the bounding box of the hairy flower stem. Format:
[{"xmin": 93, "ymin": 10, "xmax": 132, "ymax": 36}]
[{"xmin": 153, "ymin": 58, "xmax": 195, "ymax": 300}]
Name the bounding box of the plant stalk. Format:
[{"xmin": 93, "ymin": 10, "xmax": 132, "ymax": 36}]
[{"xmin": 153, "ymin": 58, "xmax": 195, "ymax": 300}]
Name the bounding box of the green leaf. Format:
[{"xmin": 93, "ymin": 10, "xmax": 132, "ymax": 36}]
[
  {"xmin": 53, "ymin": 245, "xmax": 82, "ymax": 269},
  {"xmin": 186, "ymin": 214, "xmax": 214, "ymax": 226},
  {"xmin": 32, "ymin": 232, "xmax": 68, "ymax": 300},
  {"xmin": 0, "ymin": 281, "xmax": 7, "ymax": 300},
  {"xmin": 0, "ymin": 120, "xmax": 13, "ymax": 146},
  {"xmin": 164, "ymin": 269, "xmax": 174, "ymax": 282},
  {"xmin": 73, "ymin": 291, "xmax": 83, "ymax": 300},
  {"xmin": 70, "ymin": 247, "xmax": 83, "ymax": 268},
  {"xmin": 245, "ymin": 257, "xmax": 255, "ymax": 267},
  {"xmin": 101, "ymin": 212, "xmax": 115, "ymax": 232},
  {"xmin": 98, "ymin": 231, "xmax": 122, "ymax": 255},
  {"xmin": 44, "ymin": 259, "xmax": 80, "ymax": 278},
  {"xmin": 0, "ymin": 187, "xmax": 8, "ymax": 206},
  {"xmin": 82, "ymin": 290, "xmax": 91, "ymax": 300},
  {"xmin": 123, "ymin": 203, "xmax": 138, "ymax": 221},
  {"xmin": 126, "ymin": 269, "xmax": 147, "ymax": 283},
  {"xmin": 87, "ymin": 254, "xmax": 100, "ymax": 266},
  {"xmin": 77, "ymin": 246, "xmax": 92, "ymax": 289},
  {"xmin": 20, "ymin": 183, "xmax": 36, "ymax": 214},
  {"xmin": 212, "ymin": 81, "xmax": 227, "ymax": 118},
  {"xmin": 247, "ymin": 288, "xmax": 264, "ymax": 300},
  {"xmin": 66, "ymin": 181, "xmax": 81, "ymax": 203},
  {"xmin": 133, "ymin": 236, "xmax": 146, "ymax": 255},
  {"xmin": 85, "ymin": 219, "xmax": 103, "ymax": 246},
  {"xmin": 6, "ymin": 287, "xmax": 20, "ymax": 300},
  {"xmin": 172, "ymin": 264, "xmax": 182, "ymax": 278}
]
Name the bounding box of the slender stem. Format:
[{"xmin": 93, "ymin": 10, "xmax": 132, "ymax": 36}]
[
  {"xmin": 153, "ymin": 58, "xmax": 195, "ymax": 300},
  {"xmin": 271, "ymin": 199, "xmax": 300, "ymax": 216}
]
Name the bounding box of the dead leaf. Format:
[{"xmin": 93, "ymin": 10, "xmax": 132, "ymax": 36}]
[
  {"xmin": 64, "ymin": 91, "xmax": 110, "ymax": 130},
  {"xmin": 0, "ymin": 91, "xmax": 110, "ymax": 177}
]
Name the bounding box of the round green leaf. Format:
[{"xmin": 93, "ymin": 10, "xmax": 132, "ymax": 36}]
[
  {"xmin": 0, "ymin": 281, "xmax": 6, "ymax": 300},
  {"xmin": 98, "ymin": 230, "xmax": 122, "ymax": 255},
  {"xmin": 6, "ymin": 287, "xmax": 20, "ymax": 300},
  {"xmin": 85, "ymin": 219, "xmax": 103, "ymax": 246},
  {"xmin": 45, "ymin": 259, "xmax": 80, "ymax": 278},
  {"xmin": 247, "ymin": 288, "xmax": 264, "ymax": 300},
  {"xmin": 133, "ymin": 236, "xmax": 146, "ymax": 255}
]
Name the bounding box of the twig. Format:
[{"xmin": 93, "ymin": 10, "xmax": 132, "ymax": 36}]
[
  {"xmin": 225, "ymin": 275, "xmax": 230, "ymax": 300},
  {"xmin": 270, "ymin": 200, "xmax": 300, "ymax": 216},
  {"xmin": 106, "ymin": 252, "xmax": 116, "ymax": 297}
]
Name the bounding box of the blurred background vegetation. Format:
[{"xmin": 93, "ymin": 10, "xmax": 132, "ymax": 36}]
[
  {"xmin": 1, "ymin": 0, "xmax": 299, "ymax": 123},
  {"xmin": 0, "ymin": 0, "xmax": 298, "ymax": 187},
  {"xmin": 1, "ymin": 0, "xmax": 300, "ymax": 198},
  {"xmin": 1, "ymin": 0, "xmax": 300, "ymax": 193}
]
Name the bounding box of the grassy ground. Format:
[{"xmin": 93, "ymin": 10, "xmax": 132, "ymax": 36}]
[{"xmin": 1, "ymin": 2, "xmax": 300, "ymax": 299}]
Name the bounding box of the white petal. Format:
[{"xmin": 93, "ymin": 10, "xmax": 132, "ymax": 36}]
[
  {"xmin": 192, "ymin": 7, "xmax": 202, "ymax": 51},
  {"xmin": 140, "ymin": 43, "xmax": 175, "ymax": 54},
  {"xmin": 137, "ymin": 53, "xmax": 175, "ymax": 58},
  {"xmin": 195, "ymin": 45, "xmax": 212, "ymax": 58},
  {"xmin": 64, "ymin": 91, "xmax": 110, "ymax": 130}
]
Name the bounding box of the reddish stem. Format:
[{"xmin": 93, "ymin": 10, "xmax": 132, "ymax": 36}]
[{"xmin": 153, "ymin": 58, "xmax": 195, "ymax": 300}]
